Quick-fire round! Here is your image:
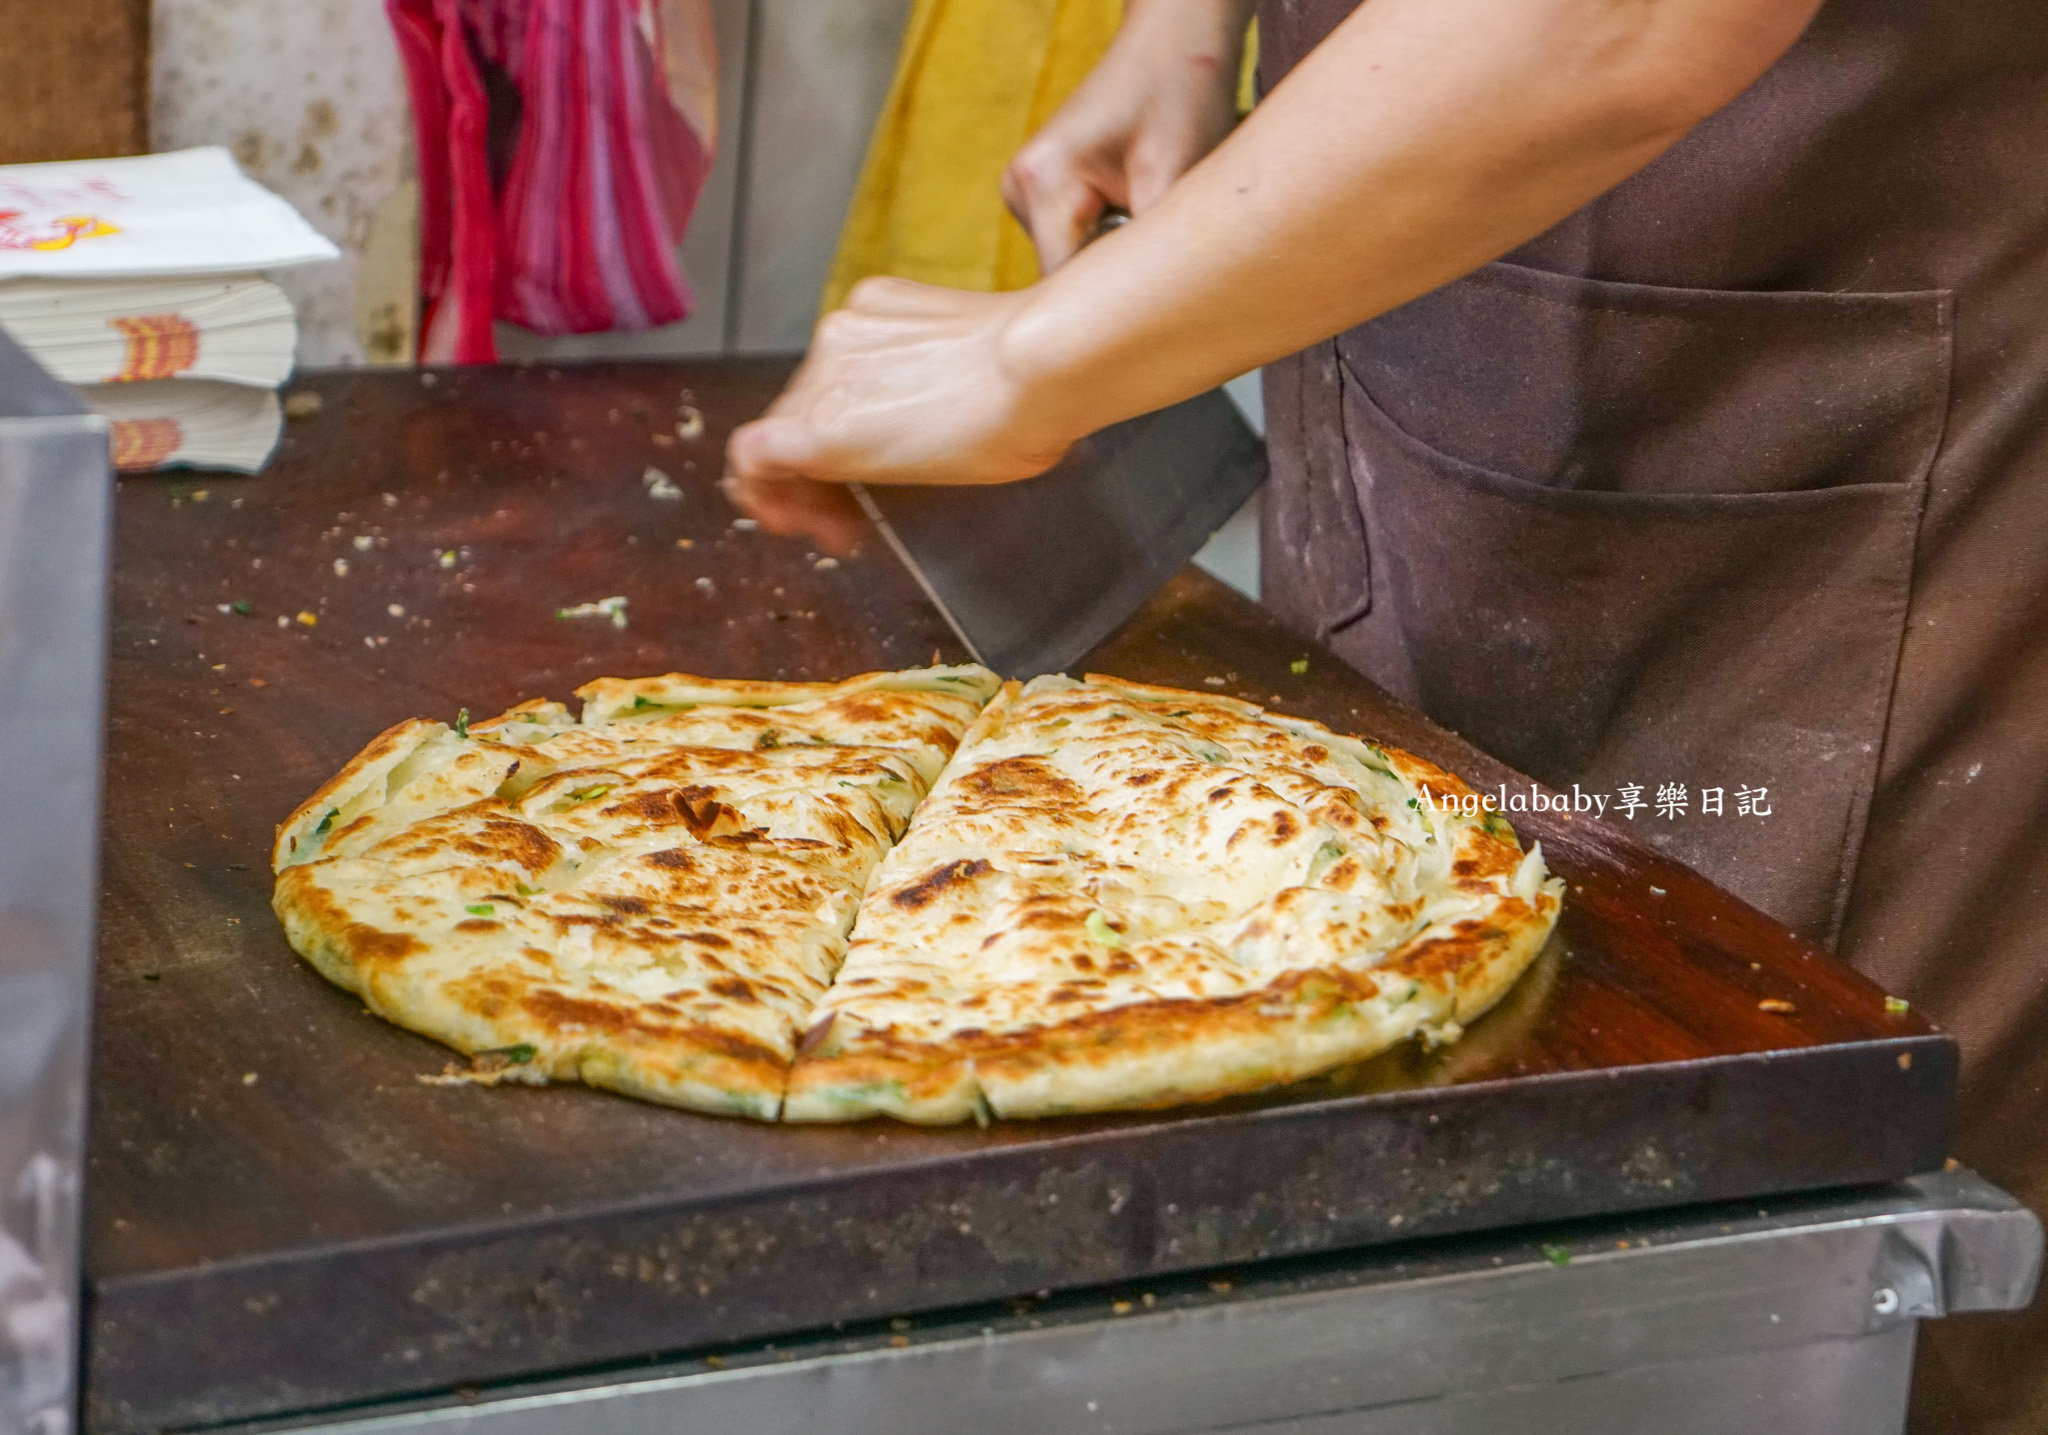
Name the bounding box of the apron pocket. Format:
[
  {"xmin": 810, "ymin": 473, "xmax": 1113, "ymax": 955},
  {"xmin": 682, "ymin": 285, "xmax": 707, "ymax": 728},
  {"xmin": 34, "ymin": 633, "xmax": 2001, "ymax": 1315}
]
[
  {"xmin": 1336, "ymin": 292, "xmax": 1945, "ymax": 939},
  {"xmin": 1340, "ymin": 261, "xmax": 1951, "ymax": 497}
]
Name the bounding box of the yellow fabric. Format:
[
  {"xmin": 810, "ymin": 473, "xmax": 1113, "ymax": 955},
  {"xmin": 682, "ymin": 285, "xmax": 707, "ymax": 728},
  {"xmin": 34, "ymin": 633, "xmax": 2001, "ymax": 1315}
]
[
  {"xmin": 821, "ymin": 0, "xmax": 1124, "ymax": 315},
  {"xmin": 1239, "ymin": 16, "xmax": 1259, "ymax": 113}
]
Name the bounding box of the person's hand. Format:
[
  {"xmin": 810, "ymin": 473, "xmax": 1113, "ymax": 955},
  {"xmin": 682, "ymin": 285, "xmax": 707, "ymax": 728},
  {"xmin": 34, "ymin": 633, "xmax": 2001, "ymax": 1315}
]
[
  {"xmin": 719, "ymin": 474, "xmax": 869, "ymax": 556},
  {"xmin": 1001, "ymin": 0, "xmax": 1252, "ymax": 272},
  {"xmin": 725, "ymin": 276, "xmax": 1081, "ymax": 487}
]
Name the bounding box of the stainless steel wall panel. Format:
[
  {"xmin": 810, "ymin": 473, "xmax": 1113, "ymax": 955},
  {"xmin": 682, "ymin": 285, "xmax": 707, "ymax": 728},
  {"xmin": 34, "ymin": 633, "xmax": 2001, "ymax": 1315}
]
[
  {"xmin": 0, "ymin": 336, "xmax": 111, "ymax": 1435},
  {"xmin": 490, "ymin": 0, "xmax": 917, "ymax": 362},
  {"xmin": 729, "ymin": 0, "xmax": 913, "ymax": 352}
]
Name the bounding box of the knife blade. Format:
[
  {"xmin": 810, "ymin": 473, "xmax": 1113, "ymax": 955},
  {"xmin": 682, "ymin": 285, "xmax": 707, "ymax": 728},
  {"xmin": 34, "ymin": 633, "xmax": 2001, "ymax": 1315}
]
[{"xmin": 852, "ymin": 385, "xmax": 1265, "ymax": 678}]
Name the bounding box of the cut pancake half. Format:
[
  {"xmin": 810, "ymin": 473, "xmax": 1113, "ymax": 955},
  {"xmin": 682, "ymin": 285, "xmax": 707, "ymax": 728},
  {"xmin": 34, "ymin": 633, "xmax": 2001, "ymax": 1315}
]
[
  {"xmin": 271, "ymin": 665, "xmax": 1000, "ymax": 1119},
  {"xmin": 785, "ymin": 674, "xmax": 1563, "ymax": 1123}
]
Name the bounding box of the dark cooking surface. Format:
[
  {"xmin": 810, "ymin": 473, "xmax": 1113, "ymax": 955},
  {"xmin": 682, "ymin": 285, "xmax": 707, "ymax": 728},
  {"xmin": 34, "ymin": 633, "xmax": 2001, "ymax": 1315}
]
[{"xmin": 83, "ymin": 362, "xmax": 1951, "ymax": 1432}]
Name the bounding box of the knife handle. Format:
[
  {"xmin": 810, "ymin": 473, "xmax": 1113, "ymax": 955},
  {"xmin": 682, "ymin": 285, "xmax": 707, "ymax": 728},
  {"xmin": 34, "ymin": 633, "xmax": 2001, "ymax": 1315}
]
[{"xmin": 1088, "ymin": 208, "xmax": 1132, "ymax": 243}]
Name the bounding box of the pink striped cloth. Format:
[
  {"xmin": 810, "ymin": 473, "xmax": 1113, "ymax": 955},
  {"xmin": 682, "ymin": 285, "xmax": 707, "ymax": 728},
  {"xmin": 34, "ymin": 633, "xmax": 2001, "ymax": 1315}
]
[{"xmin": 388, "ymin": 0, "xmax": 716, "ymax": 363}]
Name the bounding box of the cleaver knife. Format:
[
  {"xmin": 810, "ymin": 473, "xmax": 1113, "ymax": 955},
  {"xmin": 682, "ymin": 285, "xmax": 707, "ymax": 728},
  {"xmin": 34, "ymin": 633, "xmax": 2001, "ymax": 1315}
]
[{"xmin": 852, "ymin": 386, "xmax": 1265, "ymax": 678}]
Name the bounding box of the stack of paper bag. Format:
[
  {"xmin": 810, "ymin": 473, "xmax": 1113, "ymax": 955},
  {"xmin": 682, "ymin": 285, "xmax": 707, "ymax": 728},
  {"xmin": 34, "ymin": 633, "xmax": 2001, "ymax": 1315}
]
[{"xmin": 0, "ymin": 147, "xmax": 337, "ymax": 472}]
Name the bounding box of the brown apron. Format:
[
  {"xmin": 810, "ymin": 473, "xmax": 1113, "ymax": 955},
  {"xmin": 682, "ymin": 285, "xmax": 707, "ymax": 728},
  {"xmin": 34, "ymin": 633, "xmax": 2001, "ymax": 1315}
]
[{"xmin": 1256, "ymin": 2, "xmax": 2048, "ymax": 1429}]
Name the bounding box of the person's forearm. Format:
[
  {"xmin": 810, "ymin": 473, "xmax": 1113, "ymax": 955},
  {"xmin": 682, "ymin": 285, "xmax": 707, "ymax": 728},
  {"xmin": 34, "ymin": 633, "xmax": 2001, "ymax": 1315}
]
[{"xmin": 1002, "ymin": 0, "xmax": 1818, "ymax": 439}]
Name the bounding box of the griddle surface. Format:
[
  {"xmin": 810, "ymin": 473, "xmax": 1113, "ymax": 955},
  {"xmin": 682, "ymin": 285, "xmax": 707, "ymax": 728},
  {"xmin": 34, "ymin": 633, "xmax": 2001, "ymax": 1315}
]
[{"xmin": 84, "ymin": 363, "xmax": 1951, "ymax": 1432}]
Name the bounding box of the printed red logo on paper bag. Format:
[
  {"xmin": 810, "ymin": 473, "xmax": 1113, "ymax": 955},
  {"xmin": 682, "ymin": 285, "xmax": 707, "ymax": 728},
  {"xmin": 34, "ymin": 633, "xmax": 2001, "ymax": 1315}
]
[
  {"xmin": 112, "ymin": 314, "xmax": 201, "ymax": 381},
  {"xmin": 0, "ymin": 210, "xmax": 120, "ymax": 251},
  {"xmin": 111, "ymin": 417, "xmax": 182, "ymax": 471}
]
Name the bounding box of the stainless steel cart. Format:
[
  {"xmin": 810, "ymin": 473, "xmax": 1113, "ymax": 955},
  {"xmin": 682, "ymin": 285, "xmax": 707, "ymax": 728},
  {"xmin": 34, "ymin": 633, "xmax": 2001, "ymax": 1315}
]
[
  {"xmin": 238, "ymin": 1170, "xmax": 2039, "ymax": 1435},
  {"xmin": 3, "ymin": 350, "xmax": 2038, "ymax": 1435}
]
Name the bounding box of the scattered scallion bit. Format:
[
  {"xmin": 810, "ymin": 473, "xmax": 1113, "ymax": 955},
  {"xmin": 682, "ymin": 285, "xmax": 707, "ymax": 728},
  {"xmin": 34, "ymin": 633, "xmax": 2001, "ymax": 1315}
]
[
  {"xmin": 1289, "ymin": 658, "xmax": 1309, "ymax": 676},
  {"xmin": 1885, "ymin": 996, "xmax": 1910, "ymax": 1015},
  {"xmin": 466, "ymin": 903, "xmax": 495, "ymax": 917},
  {"xmin": 555, "ymin": 595, "xmax": 629, "ymax": 629},
  {"xmin": 479, "ymin": 1043, "xmax": 537, "ymax": 1064},
  {"xmin": 567, "ymin": 784, "xmax": 614, "ymax": 805},
  {"xmin": 514, "ymin": 882, "xmax": 536, "ymax": 898},
  {"xmin": 315, "ymin": 808, "xmax": 337, "ymax": 834},
  {"xmin": 455, "ymin": 707, "xmax": 470, "ymax": 738},
  {"xmin": 1541, "ymin": 1244, "xmax": 1571, "ymax": 1267},
  {"xmin": 230, "ymin": 600, "xmax": 252, "ymax": 616},
  {"xmin": 226, "ymin": 862, "xmax": 249, "ymax": 872},
  {"xmin": 1085, "ymin": 910, "xmax": 1124, "ymax": 948}
]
